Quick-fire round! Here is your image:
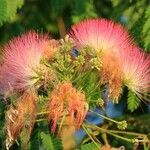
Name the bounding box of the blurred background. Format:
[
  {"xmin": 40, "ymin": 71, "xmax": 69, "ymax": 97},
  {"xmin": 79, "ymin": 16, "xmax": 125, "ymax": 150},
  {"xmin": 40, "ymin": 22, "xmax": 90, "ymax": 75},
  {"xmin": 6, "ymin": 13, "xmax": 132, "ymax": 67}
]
[{"xmin": 0, "ymin": 0, "xmax": 150, "ymax": 52}]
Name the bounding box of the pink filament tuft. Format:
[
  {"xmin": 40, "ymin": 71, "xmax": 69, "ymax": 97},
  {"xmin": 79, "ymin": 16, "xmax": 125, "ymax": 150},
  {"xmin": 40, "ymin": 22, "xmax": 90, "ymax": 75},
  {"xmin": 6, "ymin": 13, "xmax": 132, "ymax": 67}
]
[
  {"xmin": 0, "ymin": 31, "xmax": 49, "ymax": 92},
  {"xmin": 69, "ymin": 19, "xmax": 133, "ymax": 54},
  {"xmin": 119, "ymin": 46, "xmax": 150, "ymax": 98}
]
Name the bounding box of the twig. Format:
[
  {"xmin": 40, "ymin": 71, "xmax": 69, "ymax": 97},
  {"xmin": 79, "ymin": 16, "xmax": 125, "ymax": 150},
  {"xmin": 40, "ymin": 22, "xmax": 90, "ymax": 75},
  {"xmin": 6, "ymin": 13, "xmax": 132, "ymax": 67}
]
[{"xmin": 82, "ymin": 124, "xmax": 100, "ymax": 149}]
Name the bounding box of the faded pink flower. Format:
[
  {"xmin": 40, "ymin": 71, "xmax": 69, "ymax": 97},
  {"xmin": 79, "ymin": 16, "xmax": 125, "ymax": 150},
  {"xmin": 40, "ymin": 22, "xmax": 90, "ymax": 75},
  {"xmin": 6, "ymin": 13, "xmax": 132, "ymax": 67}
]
[
  {"xmin": 0, "ymin": 31, "xmax": 58, "ymax": 93},
  {"xmin": 48, "ymin": 82, "xmax": 88, "ymax": 133},
  {"xmin": 101, "ymin": 52, "xmax": 123, "ymax": 101},
  {"xmin": 5, "ymin": 92, "xmax": 36, "ymax": 149},
  {"xmin": 69, "ymin": 19, "xmax": 132, "ymax": 54},
  {"xmin": 119, "ymin": 46, "xmax": 150, "ymax": 99}
]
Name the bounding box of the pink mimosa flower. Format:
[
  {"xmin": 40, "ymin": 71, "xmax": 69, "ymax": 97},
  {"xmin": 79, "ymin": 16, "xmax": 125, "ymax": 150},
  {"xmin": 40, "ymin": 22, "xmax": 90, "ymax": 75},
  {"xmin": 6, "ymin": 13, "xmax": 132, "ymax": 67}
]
[
  {"xmin": 48, "ymin": 82, "xmax": 88, "ymax": 133},
  {"xmin": 69, "ymin": 19, "xmax": 150, "ymax": 100},
  {"xmin": 0, "ymin": 31, "xmax": 58, "ymax": 93},
  {"xmin": 119, "ymin": 46, "xmax": 150, "ymax": 99},
  {"xmin": 69, "ymin": 19, "xmax": 132, "ymax": 54},
  {"xmin": 69, "ymin": 19, "xmax": 133, "ymax": 100}
]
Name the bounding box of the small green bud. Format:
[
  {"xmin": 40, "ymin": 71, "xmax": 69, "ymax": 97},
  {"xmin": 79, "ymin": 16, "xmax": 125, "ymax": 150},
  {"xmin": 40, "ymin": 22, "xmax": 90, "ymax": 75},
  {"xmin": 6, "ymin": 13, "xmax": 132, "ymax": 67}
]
[
  {"xmin": 90, "ymin": 57, "xmax": 102, "ymax": 70},
  {"xmin": 60, "ymin": 35, "xmax": 75, "ymax": 52},
  {"xmin": 117, "ymin": 120, "xmax": 127, "ymax": 130},
  {"xmin": 74, "ymin": 55, "xmax": 85, "ymax": 67},
  {"xmin": 97, "ymin": 98, "xmax": 104, "ymax": 109}
]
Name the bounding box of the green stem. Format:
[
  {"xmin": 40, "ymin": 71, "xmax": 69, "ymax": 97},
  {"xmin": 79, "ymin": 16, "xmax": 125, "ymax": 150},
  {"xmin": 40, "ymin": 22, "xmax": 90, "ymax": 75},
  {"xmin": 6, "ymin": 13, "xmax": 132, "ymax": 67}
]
[
  {"xmin": 90, "ymin": 110, "xmax": 119, "ymax": 124},
  {"xmin": 36, "ymin": 118, "xmax": 47, "ymax": 122},
  {"xmin": 109, "ymin": 130, "xmax": 147, "ymax": 137},
  {"xmin": 85, "ymin": 124, "xmax": 141, "ymax": 143},
  {"xmin": 82, "ymin": 124, "xmax": 100, "ymax": 149},
  {"xmin": 108, "ymin": 132, "xmax": 133, "ymax": 143},
  {"xmin": 101, "ymin": 133, "xmax": 109, "ymax": 145},
  {"xmin": 57, "ymin": 113, "xmax": 66, "ymax": 135},
  {"xmin": 37, "ymin": 111, "xmax": 49, "ymax": 116}
]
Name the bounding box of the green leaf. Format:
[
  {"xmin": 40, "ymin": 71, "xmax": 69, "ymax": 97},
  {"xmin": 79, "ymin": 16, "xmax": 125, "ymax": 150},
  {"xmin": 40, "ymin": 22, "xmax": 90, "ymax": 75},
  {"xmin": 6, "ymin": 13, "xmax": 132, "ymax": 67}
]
[
  {"xmin": 73, "ymin": 70, "xmax": 101, "ymax": 108},
  {"xmin": 0, "ymin": 0, "xmax": 7, "ymax": 25},
  {"xmin": 27, "ymin": 123, "xmax": 49, "ymax": 150},
  {"xmin": 80, "ymin": 142, "xmax": 100, "ymax": 150},
  {"xmin": 27, "ymin": 127, "xmax": 41, "ymax": 150},
  {"xmin": 0, "ymin": 0, "xmax": 24, "ymax": 25},
  {"xmin": 142, "ymin": 6, "xmax": 150, "ymax": 51},
  {"xmin": 127, "ymin": 90, "xmax": 140, "ymax": 112},
  {"xmin": 0, "ymin": 100, "xmax": 7, "ymax": 148},
  {"xmin": 40, "ymin": 132, "xmax": 63, "ymax": 150},
  {"xmin": 6, "ymin": 0, "xmax": 24, "ymax": 20},
  {"xmin": 72, "ymin": 0, "xmax": 97, "ymax": 23},
  {"xmin": 50, "ymin": 0, "xmax": 68, "ymax": 18},
  {"xmin": 130, "ymin": 10, "xmax": 145, "ymax": 48}
]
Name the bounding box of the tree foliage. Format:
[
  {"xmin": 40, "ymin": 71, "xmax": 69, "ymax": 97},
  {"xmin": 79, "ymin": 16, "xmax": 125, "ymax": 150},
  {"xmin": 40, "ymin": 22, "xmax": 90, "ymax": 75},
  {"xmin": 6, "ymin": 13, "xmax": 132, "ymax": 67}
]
[
  {"xmin": 142, "ymin": 6, "xmax": 150, "ymax": 51},
  {"xmin": 127, "ymin": 91, "xmax": 140, "ymax": 112},
  {"xmin": 80, "ymin": 142, "xmax": 100, "ymax": 150},
  {"xmin": 0, "ymin": 0, "xmax": 24, "ymax": 25},
  {"xmin": 40, "ymin": 132, "xmax": 63, "ymax": 150}
]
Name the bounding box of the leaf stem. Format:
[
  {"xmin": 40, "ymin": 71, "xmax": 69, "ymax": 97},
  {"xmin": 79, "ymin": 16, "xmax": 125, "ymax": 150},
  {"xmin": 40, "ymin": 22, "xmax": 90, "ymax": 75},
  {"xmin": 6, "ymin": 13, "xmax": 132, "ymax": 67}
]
[
  {"xmin": 57, "ymin": 113, "xmax": 66, "ymax": 135},
  {"xmin": 108, "ymin": 130, "xmax": 147, "ymax": 137},
  {"xmin": 86, "ymin": 124, "xmax": 132, "ymax": 143},
  {"xmin": 37, "ymin": 111, "xmax": 49, "ymax": 116},
  {"xmin": 90, "ymin": 110, "xmax": 119, "ymax": 124},
  {"xmin": 36, "ymin": 118, "xmax": 47, "ymax": 122},
  {"xmin": 85, "ymin": 123, "xmax": 149, "ymax": 143},
  {"xmin": 82, "ymin": 124, "xmax": 100, "ymax": 149}
]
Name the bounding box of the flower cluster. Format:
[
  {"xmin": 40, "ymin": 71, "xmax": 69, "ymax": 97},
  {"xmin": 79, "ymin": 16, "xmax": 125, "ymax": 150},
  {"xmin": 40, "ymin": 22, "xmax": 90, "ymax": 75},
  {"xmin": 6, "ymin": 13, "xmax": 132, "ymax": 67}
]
[
  {"xmin": 0, "ymin": 31, "xmax": 59, "ymax": 93},
  {"xmin": 69, "ymin": 19, "xmax": 150, "ymax": 101},
  {"xmin": 0, "ymin": 18, "xmax": 149, "ymax": 149},
  {"xmin": 48, "ymin": 82, "xmax": 88, "ymax": 133}
]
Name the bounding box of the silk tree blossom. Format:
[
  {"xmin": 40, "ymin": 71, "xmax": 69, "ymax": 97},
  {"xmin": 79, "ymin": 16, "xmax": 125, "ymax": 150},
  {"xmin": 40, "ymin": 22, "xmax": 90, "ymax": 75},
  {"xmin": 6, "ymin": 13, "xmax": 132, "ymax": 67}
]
[
  {"xmin": 69, "ymin": 19, "xmax": 132, "ymax": 100},
  {"xmin": 69, "ymin": 19, "xmax": 132, "ymax": 54},
  {"xmin": 69, "ymin": 19, "xmax": 150, "ymax": 100},
  {"xmin": 119, "ymin": 46, "xmax": 150, "ymax": 99},
  {"xmin": 48, "ymin": 82, "xmax": 88, "ymax": 133},
  {"xmin": 0, "ymin": 31, "xmax": 59, "ymax": 93}
]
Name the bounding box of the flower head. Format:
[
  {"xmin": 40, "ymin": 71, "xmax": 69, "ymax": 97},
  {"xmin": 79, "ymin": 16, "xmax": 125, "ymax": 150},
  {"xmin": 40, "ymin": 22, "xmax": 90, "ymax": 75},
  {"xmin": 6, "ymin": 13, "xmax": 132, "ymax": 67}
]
[
  {"xmin": 5, "ymin": 92, "xmax": 36, "ymax": 149},
  {"xmin": 119, "ymin": 46, "xmax": 150, "ymax": 99},
  {"xmin": 48, "ymin": 82, "xmax": 88, "ymax": 133},
  {"xmin": 69, "ymin": 19, "xmax": 132, "ymax": 54},
  {"xmin": 69, "ymin": 19, "xmax": 150, "ymax": 100},
  {"xmin": 0, "ymin": 31, "xmax": 58, "ymax": 93},
  {"xmin": 69, "ymin": 19, "xmax": 133, "ymax": 100}
]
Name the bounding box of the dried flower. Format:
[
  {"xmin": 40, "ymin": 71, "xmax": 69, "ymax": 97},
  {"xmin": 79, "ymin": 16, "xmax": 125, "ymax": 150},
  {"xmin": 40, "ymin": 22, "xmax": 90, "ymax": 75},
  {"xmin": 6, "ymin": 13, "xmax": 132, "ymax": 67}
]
[
  {"xmin": 0, "ymin": 31, "xmax": 58, "ymax": 93},
  {"xmin": 5, "ymin": 92, "xmax": 36, "ymax": 149},
  {"xmin": 48, "ymin": 82, "xmax": 88, "ymax": 133},
  {"xmin": 43, "ymin": 39, "xmax": 60, "ymax": 59},
  {"xmin": 101, "ymin": 53, "xmax": 122, "ymax": 101},
  {"xmin": 119, "ymin": 46, "xmax": 150, "ymax": 99}
]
